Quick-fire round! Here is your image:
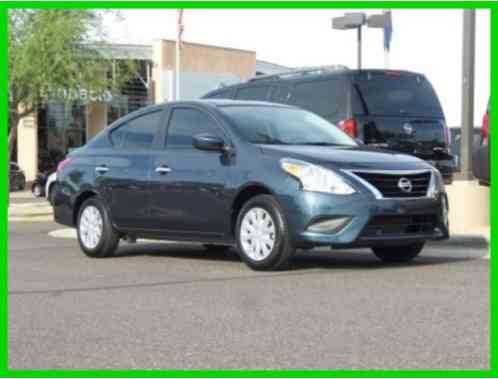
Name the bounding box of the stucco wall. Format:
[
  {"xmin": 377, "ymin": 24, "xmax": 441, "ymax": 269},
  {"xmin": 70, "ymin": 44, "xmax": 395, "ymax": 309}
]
[{"xmin": 16, "ymin": 113, "xmax": 38, "ymax": 182}]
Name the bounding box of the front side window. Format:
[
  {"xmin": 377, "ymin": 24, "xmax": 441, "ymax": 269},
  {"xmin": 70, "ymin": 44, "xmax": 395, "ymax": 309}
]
[
  {"xmin": 166, "ymin": 108, "xmax": 221, "ymax": 149},
  {"xmin": 221, "ymin": 106, "xmax": 357, "ymax": 147},
  {"xmin": 110, "ymin": 111, "xmax": 162, "ymax": 149}
]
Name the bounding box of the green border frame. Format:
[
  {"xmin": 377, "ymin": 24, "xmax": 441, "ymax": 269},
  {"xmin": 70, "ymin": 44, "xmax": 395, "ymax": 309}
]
[{"xmin": 1, "ymin": 1, "xmax": 495, "ymax": 377}]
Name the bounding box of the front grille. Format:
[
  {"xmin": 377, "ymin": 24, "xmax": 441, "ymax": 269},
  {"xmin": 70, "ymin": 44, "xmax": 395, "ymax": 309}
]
[
  {"xmin": 352, "ymin": 171, "xmax": 431, "ymax": 198},
  {"xmin": 361, "ymin": 215, "xmax": 437, "ymax": 238}
]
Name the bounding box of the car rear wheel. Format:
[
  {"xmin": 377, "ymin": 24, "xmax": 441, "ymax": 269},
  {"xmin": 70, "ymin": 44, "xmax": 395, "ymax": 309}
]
[
  {"xmin": 236, "ymin": 195, "xmax": 295, "ymax": 271},
  {"xmin": 372, "ymin": 242, "xmax": 425, "ymax": 263},
  {"xmin": 77, "ymin": 197, "xmax": 120, "ymax": 258}
]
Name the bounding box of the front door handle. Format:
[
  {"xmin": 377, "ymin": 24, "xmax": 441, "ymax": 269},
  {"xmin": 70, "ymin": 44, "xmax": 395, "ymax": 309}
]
[
  {"xmin": 95, "ymin": 165, "xmax": 109, "ymax": 174},
  {"xmin": 155, "ymin": 165, "xmax": 172, "ymax": 175}
]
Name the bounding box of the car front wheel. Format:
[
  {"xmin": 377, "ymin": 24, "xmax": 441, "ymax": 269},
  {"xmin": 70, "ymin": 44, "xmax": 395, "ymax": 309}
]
[
  {"xmin": 372, "ymin": 242, "xmax": 425, "ymax": 263},
  {"xmin": 236, "ymin": 195, "xmax": 295, "ymax": 271},
  {"xmin": 77, "ymin": 197, "xmax": 120, "ymax": 258}
]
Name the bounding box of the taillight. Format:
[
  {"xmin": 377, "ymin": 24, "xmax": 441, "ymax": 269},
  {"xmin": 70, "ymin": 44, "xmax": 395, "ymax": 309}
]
[
  {"xmin": 482, "ymin": 111, "xmax": 489, "ymax": 144},
  {"xmin": 57, "ymin": 158, "xmax": 73, "ymax": 173},
  {"xmin": 338, "ymin": 119, "xmax": 358, "ymax": 138}
]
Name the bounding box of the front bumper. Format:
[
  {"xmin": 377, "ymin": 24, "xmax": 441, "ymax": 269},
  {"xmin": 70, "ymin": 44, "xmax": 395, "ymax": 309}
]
[{"xmin": 279, "ymin": 190, "xmax": 449, "ymax": 248}]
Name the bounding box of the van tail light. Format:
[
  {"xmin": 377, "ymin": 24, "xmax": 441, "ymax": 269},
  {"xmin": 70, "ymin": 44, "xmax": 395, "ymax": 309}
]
[
  {"xmin": 57, "ymin": 158, "xmax": 73, "ymax": 173},
  {"xmin": 338, "ymin": 119, "xmax": 358, "ymax": 138},
  {"xmin": 482, "ymin": 111, "xmax": 489, "ymax": 145}
]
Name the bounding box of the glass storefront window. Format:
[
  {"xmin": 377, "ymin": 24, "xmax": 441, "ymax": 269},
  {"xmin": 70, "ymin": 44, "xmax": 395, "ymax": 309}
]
[{"xmin": 37, "ymin": 102, "xmax": 87, "ymax": 172}]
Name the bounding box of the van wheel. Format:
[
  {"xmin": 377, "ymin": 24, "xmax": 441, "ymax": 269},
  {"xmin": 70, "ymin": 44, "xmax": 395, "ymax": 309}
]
[
  {"xmin": 372, "ymin": 243, "xmax": 425, "ymax": 263},
  {"xmin": 203, "ymin": 244, "xmax": 231, "ymax": 253},
  {"xmin": 236, "ymin": 195, "xmax": 295, "ymax": 271},
  {"xmin": 77, "ymin": 197, "xmax": 119, "ymax": 258}
]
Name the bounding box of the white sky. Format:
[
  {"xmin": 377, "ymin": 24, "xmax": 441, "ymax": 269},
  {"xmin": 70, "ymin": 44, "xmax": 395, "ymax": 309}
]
[{"xmin": 103, "ymin": 9, "xmax": 490, "ymax": 126}]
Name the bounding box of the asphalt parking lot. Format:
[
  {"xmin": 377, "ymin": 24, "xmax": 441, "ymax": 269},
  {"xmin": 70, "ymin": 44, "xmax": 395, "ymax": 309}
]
[{"xmin": 8, "ymin": 199, "xmax": 489, "ymax": 370}]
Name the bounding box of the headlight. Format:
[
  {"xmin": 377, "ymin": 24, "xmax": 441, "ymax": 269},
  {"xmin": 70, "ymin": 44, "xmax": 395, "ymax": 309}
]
[
  {"xmin": 428, "ymin": 168, "xmax": 444, "ymax": 198},
  {"xmin": 280, "ymin": 158, "xmax": 356, "ymax": 195}
]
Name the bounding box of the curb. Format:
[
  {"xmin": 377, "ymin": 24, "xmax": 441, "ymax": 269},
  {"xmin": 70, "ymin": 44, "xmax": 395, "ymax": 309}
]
[{"xmin": 429, "ymin": 235, "xmax": 489, "ymax": 249}]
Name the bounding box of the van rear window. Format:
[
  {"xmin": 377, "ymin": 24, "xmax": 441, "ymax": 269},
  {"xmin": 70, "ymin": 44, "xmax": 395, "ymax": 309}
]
[{"xmin": 354, "ymin": 73, "xmax": 444, "ymax": 118}]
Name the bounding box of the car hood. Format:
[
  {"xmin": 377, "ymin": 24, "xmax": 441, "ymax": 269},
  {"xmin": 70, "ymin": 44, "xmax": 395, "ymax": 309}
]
[{"xmin": 259, "ymin": 145, "xmax": 430, "ymax": 171}]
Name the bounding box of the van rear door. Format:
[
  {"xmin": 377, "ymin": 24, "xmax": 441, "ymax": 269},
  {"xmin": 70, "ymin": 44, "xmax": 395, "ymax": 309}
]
[{"xmin": 352, "ymin": 71, "xmax": 450, "ymax": 161}]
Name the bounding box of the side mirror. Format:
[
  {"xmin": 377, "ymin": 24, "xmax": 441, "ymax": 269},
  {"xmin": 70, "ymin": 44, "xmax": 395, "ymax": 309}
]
[{"xmin": 193, "ymin": 133, "xmax": 226, "ymax": 152}]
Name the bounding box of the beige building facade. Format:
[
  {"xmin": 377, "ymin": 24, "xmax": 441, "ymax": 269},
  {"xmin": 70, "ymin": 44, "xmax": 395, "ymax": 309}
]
[{"xmin": 16, "ymin": 40, "xmax": 283, "ymax": 182}]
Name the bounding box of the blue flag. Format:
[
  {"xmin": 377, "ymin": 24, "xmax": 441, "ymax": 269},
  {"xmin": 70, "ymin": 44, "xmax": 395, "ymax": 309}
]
[{"xmin": 383, "ymin": 11, "xmax": 393, "ymax": 51}]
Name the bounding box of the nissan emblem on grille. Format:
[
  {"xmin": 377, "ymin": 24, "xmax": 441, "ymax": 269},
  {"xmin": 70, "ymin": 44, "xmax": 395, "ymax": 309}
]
[
  {"xmin": 398, "ymin": 177, "xmax": 413, "ymax": 193},
  {"xmin": 403, "ymin": 122, "xmax": 414, "ymax": 135}
]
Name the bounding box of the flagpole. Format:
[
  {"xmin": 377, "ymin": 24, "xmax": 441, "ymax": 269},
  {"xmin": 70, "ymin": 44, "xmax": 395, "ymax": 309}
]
[{"xmin": 383, "ymin": 9, "xmax": 392, "ymax": 69}]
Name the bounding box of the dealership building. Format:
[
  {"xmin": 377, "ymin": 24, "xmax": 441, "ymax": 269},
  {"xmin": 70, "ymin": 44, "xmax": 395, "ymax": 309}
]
[{"xmin": 16, "ymin": 40, "xmax": 290, "ymax": 181}]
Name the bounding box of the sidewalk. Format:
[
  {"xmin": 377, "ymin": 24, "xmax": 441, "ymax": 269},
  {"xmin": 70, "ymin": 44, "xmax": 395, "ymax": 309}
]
[{"xmin": 8, "ymin": 191, "xmax": 53, "ymax": 222}]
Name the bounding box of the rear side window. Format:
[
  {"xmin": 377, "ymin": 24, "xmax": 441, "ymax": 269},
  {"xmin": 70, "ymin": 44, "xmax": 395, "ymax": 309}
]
[
  {"xmin": 270, "ymin": 87, "xmax": 291, "ymax": 104},
  {"xmin": 235, "ymin": 86, "xmax": 270, "ymax": 101},
  {"xmin": 205, "ymin": 89, "xmax": 234, "ymax": 99},
  {"xmin": 289, "ymin": 79, "xmax": 347, "ymax": 123},
  {"xmin": 166, "ymin": 108, "xmax": 222, "ymax": 149},
  {"xmin": 110, "ymin": 111, "xmax": 162, "ymax": 149},
  {"xmin": 354, "ymin": 72, "xmax": 444, "ymax": 117}
]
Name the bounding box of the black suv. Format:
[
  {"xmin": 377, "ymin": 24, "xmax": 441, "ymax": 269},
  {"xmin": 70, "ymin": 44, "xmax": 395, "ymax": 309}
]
[{"xmin": 203, "ymin": 67, "xmax": 454, "ymax": 183}]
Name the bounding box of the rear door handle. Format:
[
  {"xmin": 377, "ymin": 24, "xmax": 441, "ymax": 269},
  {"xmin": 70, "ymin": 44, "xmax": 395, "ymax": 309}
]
[
  {"xmin": 95, "ymin": 165, "xmax": 109, "ymax": 174},
  {"xmin": 155, "ymin": 165, "xmax": 172, "ymax": 175}
]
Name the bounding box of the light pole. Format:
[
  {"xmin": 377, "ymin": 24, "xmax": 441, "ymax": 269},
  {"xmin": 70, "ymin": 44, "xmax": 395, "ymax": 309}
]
[
  {"xmin": 332, "ymin": 12, "xmax": 392, "ymax": 70},
  {"xmin": 332, "ymin": 13, "xmax": 366, "ymax": 70}
]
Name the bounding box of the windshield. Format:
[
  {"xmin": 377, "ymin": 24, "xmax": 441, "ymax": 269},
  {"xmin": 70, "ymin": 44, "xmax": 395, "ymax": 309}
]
[
  {"xmin": 220, "ymin": 106, "xmax": 357, "ymax": 147},
  {"xmin": 355, "ymin": 73, "xmax": 444, "ymax": 117}
]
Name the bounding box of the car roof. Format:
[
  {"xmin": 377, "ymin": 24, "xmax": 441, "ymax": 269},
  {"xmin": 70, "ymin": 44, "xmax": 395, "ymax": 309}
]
[
  {"xmin": 203, "ymin": 68, "xmax": 426, "ymax": 97},
  {"xmin": 158, "ymin": 99, "xmax": 295, "ymax": 110},
  {"xmin": 106, "ymin": 100, "xmax": 295, "ymax": 129}
]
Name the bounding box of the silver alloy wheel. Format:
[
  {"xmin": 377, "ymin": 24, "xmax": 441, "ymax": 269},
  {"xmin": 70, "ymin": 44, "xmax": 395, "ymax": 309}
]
[
  {"xmin": 240, "ymin": 207, "xmax": 276, "ymax": 261},
  {"xmin": 79, "ymin": 205, "xmax": 104, "ymax": 250}
]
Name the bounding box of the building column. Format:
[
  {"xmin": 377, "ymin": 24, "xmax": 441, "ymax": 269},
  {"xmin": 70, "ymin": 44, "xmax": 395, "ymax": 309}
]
[
  {"xmin": 152, "ymin": 39, "xmax": 174, "ymax": 104},
  {"xmin": 17, "ymin": 112, "xmax": 38, "ymax": 182},
  {"xmin": 86, "ymin": 102, "xmax": 108, "ymax": 140}
]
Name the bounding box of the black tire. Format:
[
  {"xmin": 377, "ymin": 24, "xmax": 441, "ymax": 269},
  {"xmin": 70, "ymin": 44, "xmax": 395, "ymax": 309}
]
[
  {"xmin": 372, "ymin": 242, "xmax": 425, "ymax": 263},
  {"xmin": 203, "ymin": 244, "xmax": 231, "ymax": 253},
  {"xmin": 76, "ymin": 197, "xmax": 120, "ymax": 258},
  {"xmin": 235, "ymin": 195, "xmax": 295, "ymax": 271},
  {"xmin": 48, "ymin": 184, "xmax": 56, "ymax": 205},
  {"xmin": 18, "ymin": 178, "xmax": 25, "ymax": 191}
]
